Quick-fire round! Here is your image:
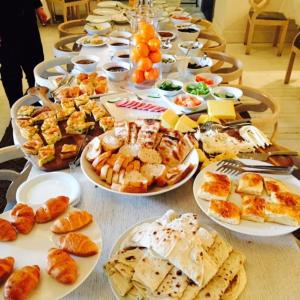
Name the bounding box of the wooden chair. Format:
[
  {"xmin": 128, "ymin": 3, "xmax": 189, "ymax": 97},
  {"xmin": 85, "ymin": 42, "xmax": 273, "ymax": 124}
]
[
  {"xmin": 58, "ymin": 19, "xmax": 87, "ymax": 37},
  {"xmin": 199, "ymin": 31, "xmax": 226, "ymax": 53},
  {"xmin": 232, "ymin": 84, "xmax": 280, "ymax": 141},
  {"xmin": 53, "ymin": 34, "xmax": 84, "ymax": 57},
  {"xmin": 244, "ymin": 0, "xmax": 289, "ymax": 56},
  {"xmin": 284, "ymin": 32, "xmax": 300, "ymax": 84},
  {"xmin": 204, "ymin": 51, "xmax": 243, "ymax": 84},
  {"xmin": 50, "ymin": 0, "xmax": 90, "ymax": 23}
]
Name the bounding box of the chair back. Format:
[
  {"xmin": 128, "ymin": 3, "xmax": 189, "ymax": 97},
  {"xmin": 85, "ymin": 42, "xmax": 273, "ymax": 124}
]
[
  {"xmin": 58, "ymin": 19, "xmax": 87, "ymax": 37},
  {"xmin": 205, "ymin": 51, "xmax": 243, "ymax": 83},
  {"xmin": 199, "ymin": 31, "xmax": 226, "ymax": 52},
  {"xmin": 249, "ymin": 0, "xmax": 269, "ymax": 12},
  {"xmin": 53, "ymin": 34, "xmax": 84, "ymax": 57}
]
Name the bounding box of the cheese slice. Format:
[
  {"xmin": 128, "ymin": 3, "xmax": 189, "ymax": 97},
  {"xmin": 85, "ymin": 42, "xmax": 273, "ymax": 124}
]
[
  {"xmin": 197, "ymin": 114, "xmax": 220, "ymax": 125},
  {"xmin": 207, "ymin": 100, "xmax": 236, "ymax": 120},
  {"xmin": 174, "ymin": 115, "xmax": 198, "ymax": 133},
  {"xmin": 161, "ymin": 109, "xmax": 179, "ymax": 129}
]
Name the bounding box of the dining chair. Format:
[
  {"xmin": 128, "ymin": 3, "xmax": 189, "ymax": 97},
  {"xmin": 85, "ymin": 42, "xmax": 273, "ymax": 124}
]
[
  {"xmin": 284, "ymin": 31, "xmax": 300, "ymax": 84},
  {"xmin": 205, "ymin": 51, "xmax": 243, "ymax": 84},
  {"xmin": 232, "ymin": 84, "xmax": 280, "ymax": 141},
  {"xmin": 199, "ymin": 31, "xmax": 226, "ymax": 53},
  {"xmin": 0, "ymin": 146, "xmax": 32, "ymax": 212},
  {"xmin": 58, "ymin": 19, "xmax": 87, "ymax": 37},
  {"xmin": 53, "ymin": 34, "xmax": 84, "ymax": 57},
  {"xmin": 50, "ymin": 0, "xmax": 90, "ymax": 23},
  {"xmin": 244, "ymin": 0, "xmax": 289, "ymax": 56}
]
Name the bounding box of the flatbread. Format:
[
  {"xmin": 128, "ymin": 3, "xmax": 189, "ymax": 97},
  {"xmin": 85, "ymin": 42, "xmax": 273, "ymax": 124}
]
[
  {"xmin": 110, "ymin": 271, "xmax": 133, "ymax": 297},
  {"xmin": 156, "ymin": 209, "xmax": 179, "ymax": 226}
]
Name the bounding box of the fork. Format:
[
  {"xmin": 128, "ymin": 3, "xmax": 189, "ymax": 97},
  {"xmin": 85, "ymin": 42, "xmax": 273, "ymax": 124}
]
[
  {"xmin": 201, "ymin": 121, "xmax": 252, "ymax": 132},
  {"xmin": 52, "ymin": 75, "xmax": 73, "ymax": 97}
]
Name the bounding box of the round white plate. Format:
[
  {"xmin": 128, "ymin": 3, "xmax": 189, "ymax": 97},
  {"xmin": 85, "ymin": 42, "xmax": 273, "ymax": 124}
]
[
  {"xmin": 93, "ymin": 8, "xmax": 119, "ymax": 16},
  {"xmin": 16, "ymin": 172, "xmax": 81, "ymax": 206},
  {"xmin": 0, "ymin": 206, "xmax": 102, "ymax": 300},
  {"xmin": 193, "ymin": 159, "xmax": 300, "ymax": 236},
  {"xmin": 76, "ymin": 36, "xmax": 108, "ymax": 47},
  {"xmin": 80, "ymin": 136, "xmax": 199, "ymax": 197}
]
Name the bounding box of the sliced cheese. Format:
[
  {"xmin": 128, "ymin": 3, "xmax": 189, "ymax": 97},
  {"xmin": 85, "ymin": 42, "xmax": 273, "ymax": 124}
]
[
  {"xmin": 174, "ymin": 115, "xmax": 198, "ymax": 133},
  {"xmin": 197, "ymin": 114, "xmax": 221, "ymax": 125},
  {"xmin": 207, "ymin": 100, "xmax": 236, "ymax": 120},
  {"xmin": 161, "ymin": 109, "xmax": 179, "ymax": 129}
]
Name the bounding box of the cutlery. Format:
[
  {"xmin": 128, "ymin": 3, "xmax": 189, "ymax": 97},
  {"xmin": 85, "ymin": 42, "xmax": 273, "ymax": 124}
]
[
  {"xmin": 200, "ymin": 121, "xmax": 252, "ymax": 132},
  {"xmin": 238, "ymin": 151, "xmax": 298, "ymax": 161}
]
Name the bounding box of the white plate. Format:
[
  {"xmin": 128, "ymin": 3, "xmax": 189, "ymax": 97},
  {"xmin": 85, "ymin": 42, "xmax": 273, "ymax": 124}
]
[
  {"xmin": 97, "ymin": 1, "xmax": 125, "ymax": 8},
  {"xmin": 86, "ymin": 15, "xmax": 111, "ymax": 24},
  {"xmin": 92, "ymin": 8, "xmax": 119, "ymax": 15},
  {"xmin": 193, "ymin": 159, "xmax": 300, "ymax": 236},
  {"xmin": 76, "ymin": 36, "xmax": 108, "ymax": 47},
  {"xmin": 16, "ymin": 172, "xmax": 81, "ymax": 206},
  {"xmin": 81, "ymin": 140, "xmax": 199, "ymax": 197},
  {"xmin": 0, "ymin": 206, "xmax": 102, "ymax": 300}
]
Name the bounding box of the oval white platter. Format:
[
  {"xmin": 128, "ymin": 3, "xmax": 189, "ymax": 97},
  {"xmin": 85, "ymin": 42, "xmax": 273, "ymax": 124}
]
[
  {"xmin": 0, "ymin": 206, "xmax": 102, "ymax": 300},
  {"xmin": 193, "ymin": 159, "xmax": 300, "ymax": 237}
]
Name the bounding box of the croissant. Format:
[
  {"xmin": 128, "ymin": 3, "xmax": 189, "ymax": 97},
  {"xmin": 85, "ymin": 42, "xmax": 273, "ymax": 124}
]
[
  {"xmin": 47, "ymin": 248, "xmax": 78, "ymax": 284},
  {"xmin": 0, "ymin": 257, "xmax": 15, "ymax": 284},
  {"xmin": 11, "ymin": 204, "xmax": 35, "ymax": 234},
  {"xmin": 59, "ymin": 232, "xmax": 99, "ymax": 257},
  {"xmin": 4, "ymin": 265, "xmax": 40, "ymax": 300},
  {"xmin": 0, "ymin": 218, "xmax": 17, "ymax": 241},
  {"xmin": 35, "ymin": 196, "xmax": 69, "ymax": 223},
  {"xmin": 50, "ymin": 210, "xmax": 93, "ymax": 234}
]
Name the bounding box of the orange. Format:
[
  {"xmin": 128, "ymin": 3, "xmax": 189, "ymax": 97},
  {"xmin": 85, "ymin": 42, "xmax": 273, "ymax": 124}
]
[
  {"xmin": 135, "ymin": 42, "xmax": 150, "ymax": 57},
  {"xmin": 132, "ymin": 69, "xmax": 145, "ymax": 84},
  {"xmin": 132, "ymin": 33, "xmax": 146, "ymax": 45},
  {"xmin": 148, "ymin": 38, "xmax": 161, "ymax": 52},
  {"xmin": 140, "ymin": 23, "xmax": 155, "ymax": 40},
  {"xmin": 137, "ymin": 57, "xmax": 153, "ymax": 71},
  {"xmin": 144, "ymin": 68, "xmax": 160, "ymax": 81},
  {"xmin": 130, "ymin": 48, "xmax": 141, "ymax": 63},
  {"xmin": 149, "ymin": 50, "xmax": 161, "ymax": 63}
]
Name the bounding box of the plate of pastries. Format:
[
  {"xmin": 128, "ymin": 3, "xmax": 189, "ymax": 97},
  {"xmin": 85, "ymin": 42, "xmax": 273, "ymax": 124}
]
[
  {"xmin": 193, "ymin": 159, "xmax": 300, "ymax": 236},
  {"xmin": 80, "ymin": 119, "xmax": 199, "ymax": 195},
  {"xmin": 11, "ymin": 79, "xmax": 114, "ymax": 171},
  {"xmin": 104, "ymin": 210, "xmax": 247, "ymax": 299},
  {"xmin": 0, "ymin": 196, "xmax": 101, "ymax": 300}
]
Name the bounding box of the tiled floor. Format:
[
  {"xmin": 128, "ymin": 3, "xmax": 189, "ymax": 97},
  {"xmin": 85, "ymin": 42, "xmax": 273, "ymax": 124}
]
[{"xmin": 0, "ymin": 6, "xmax": 300, "ymax": 151}]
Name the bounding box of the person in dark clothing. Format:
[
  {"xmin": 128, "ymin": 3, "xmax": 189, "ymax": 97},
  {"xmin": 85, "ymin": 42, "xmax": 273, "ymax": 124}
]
[{"xmin": 0, "ymin": 0, "xmax": 48, "ymax": 107}]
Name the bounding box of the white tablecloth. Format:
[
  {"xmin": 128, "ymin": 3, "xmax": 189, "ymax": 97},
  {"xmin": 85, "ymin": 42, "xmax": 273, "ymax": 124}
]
[{"xmin": 28, "ymin": 166, "xmax": 300, "ymax": 300}]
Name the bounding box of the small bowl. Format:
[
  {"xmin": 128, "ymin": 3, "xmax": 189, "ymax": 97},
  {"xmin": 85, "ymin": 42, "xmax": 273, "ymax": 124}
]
[
  {"xmin": 161, "ymin": 54, "xmax": 176, "ymax": 73},
  {"xmin": 178, "ymin": 41, "xmax": 203, "ymax": 56},
  {"xmin": 84, "ymin": 22, "xmax": 112, "ymax": 35},
  {"xmin": 102, "ymin": 61, "xmax": 130, "ymax": 82},
  {"xmin": 156, "ymin": 79, "xmax": 183, "ymax": 97},
  {"xmin": 184, "ymin": 82, "xmax": 210, "ymax": 99},
  {"xmin": 176, "ymin": 23, "xmax": 201, "ymax": 41},
  {"xmin": 110, "ymin": 30, "xmax": 132, "ymax": 40},
  {"xmin": 113, "ymin": 50, "xmax": 130, "ymax": 63},
  {"xmin": 210, "ymin": 86, "xmax": 243, "ymax": 100},
  {"xmin": 172, "ymin": 94, "xmax": 203, "ymax": 111},
  {"xmin": 158, "ymin": 30, "xmax": 176, "ymax": 41},
  {"xmin": 71, "ymin": 55, "xmax": 99, "ymax": 73},
  {"xmin": 171, "ymin": 13, "xmax": 192, "ymax": 26},
  {"xmin": 187, "ymin": 56, "xmax": 213, "ymax": 74},
  {"xmin": 107, "ymin": 38, "xmax": 130, "ymax": 52},
  {"xmin": 194, "ymin": 73, "xmax": 223, "ymax": 87}
]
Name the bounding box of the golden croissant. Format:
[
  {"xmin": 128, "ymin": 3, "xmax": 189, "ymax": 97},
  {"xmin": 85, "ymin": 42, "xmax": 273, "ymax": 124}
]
[
  {"xmin": 0, "ymin": 218, "xmax": 17, "ymax": 241},
  {"xmin": 59, "ymin": 232, "xmax": 99, "ymax": 257},
  {"xmin": 0, "ymin": 256, "xmax": 15, "ymax": 284},
  {"xmin": 36, "ymin": 195, "xmax": 69, "ymax": 223},
  {"xmin": 50, "ymin": 210, "xmax": 93, "ymax": 234},
  {"xmin": 47, "ymin": 248, "xmax": 78, "ymax": 284},
  {"xmin": 11, "ymin": 203, "xmax": 35, "ymax": 234},
  {"xmin": 4, "ymin": 265, "xmax": 40, "ymax": 300}
]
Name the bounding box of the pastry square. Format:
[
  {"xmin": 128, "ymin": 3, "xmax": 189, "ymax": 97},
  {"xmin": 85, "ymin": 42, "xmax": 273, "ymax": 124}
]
[
  {"xmin": 99, "ymin": 117, "xmax": 115, "ymax": 132},
  {"xmin": 237, "ymin": 173, "xmax": 264, "ymax": 195},
  {"xmin": 241, "ymin": 195, "xmax": 266, "ymax": 223},
  {"xmin": 16, "ymin": 118, "xmax": 33, "ymax": 128},
  {"xmin": 270, "ymin": 191, "xmax": 300, "ymax": 208},
  {"xmin": 60, "ymin": 98, "xmax": 75, "ymax": 109},
  {"xmin": 197, "ymin": 172, "xmax": 231, "ymax": 201},
  {"xmin": 65, "ymin": 122, "xmax": 95, "ymax": 135},
  {"xmin": 67, "ymin": 111, "xmax": 86, "ymax": 126},
  {"xmin": 22, "ymin": 134, "xmax": 44, "ymax": 155},
  {"xmin": 208, "ymin": 200, "xmax": 240, "ymax": 225},
  {"xmin": 92, "ymin": 105, "xmax": 107, "ymax": 121},
  {"xmin": 17, "ymin": 105, "xmax": 35, "ymax": 117},
  {"xmin": 79, "ymin": 100, "xmax": 97, "ymax": 115},
  {"xmin": 41, "ymin": 117, "xmax": 58, "ymax": 132},
  {"xmin": 265, "ymin": 203, "xmax": 300, "ymax": 227},
  {"xmin": 42, "ymin": 126, "xmax": 62, "ymax": 145},
  {"xmin": 38, "ymin": 144, "xmax": 55, "ymax": 167},
  {"xmin": 264, "ymin": 177, "xmax": 288, "ymax": 195},
  {"xmin": 19, "ymin": 126, "xmax": 38, "ymax": 140},
  {"xmin": 60, "ymin": 144, "xmax": 77, "ymax": 160},
  {"xmin": 74, "ymin": 95, "xmax": 89, "ymax": 107},
  {"xmin": 32, "ymin": 111, "xmax": 56, "ymax": 124}
]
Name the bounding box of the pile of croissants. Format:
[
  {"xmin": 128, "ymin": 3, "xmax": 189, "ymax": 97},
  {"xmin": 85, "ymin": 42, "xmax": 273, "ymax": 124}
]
[{"xmin": 0, "ymin": 195, "xmax": 99, "ymax": 300}]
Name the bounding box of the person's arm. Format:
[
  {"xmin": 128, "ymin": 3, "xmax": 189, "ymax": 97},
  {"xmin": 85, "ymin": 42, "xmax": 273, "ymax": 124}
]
[{"xmin": 33, "ymin": 0, "xmax": 48, "ymax": 25}]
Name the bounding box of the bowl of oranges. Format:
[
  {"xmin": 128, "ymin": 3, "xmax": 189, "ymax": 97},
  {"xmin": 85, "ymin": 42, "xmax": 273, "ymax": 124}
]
[{"xmin": 130, "ymin": 21, "xmax": 162, "ymax": 87}]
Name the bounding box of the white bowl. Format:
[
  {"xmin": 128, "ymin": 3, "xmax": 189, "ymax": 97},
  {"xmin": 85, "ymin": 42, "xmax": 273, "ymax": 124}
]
[
  {"xmin": 112, "ymin": 50, "xmax": 130, "ymax": 63},
  {"xmin": 172, "ymin": 94, "xmax": 204, "ymax": 112},
  {"xmin": 194, "ymin": 73, "xmax": 223, "ymax": 87},
  {"xmin": 176, "ymin": 23, "xmax": 201, "ymax": 41},
  {"xmin": 110, "ymin": 30, "xmax": 132, "ymax": 40},
  {"xmin": 170, "ymin": 13, "xmax": 192, "ymax": 26},
  {"xmin": 210, "ymin": 86, "xmax": 243, "ymax": 100},
  {"xmin": 178, "ymin": 41, "xmax": 203, "ymax": 56},
  {"xmin": 102, "ymin": 61, "xmax": 130, "ymax": 81},
  {"xmin": 71, "ymin": 55, "xmax": 99, "ymax": 73},
  {"xmin": 187, "ymin": 56, "xmax": 213, "ymax": 74},
  {"xmin": 156, "ymin": 79, "xmax": 183, "ymax": 97},
  {"xmin": 84, "ymin": 22, "xmax": 112, "ymax": 35},
  {"xmin": 184, "ymin": 82, "xmax": 210, "ymax": 99},
  {"xmin": 158, "ymin": 30, "xmax": 176, "ymax": 41},
  {"xmin": 108, "ymin": 37, "xmax": 130, "ymax": 52},
  {"xmin": 161, "ymin": 54, "xmax": 176, "ymax": 73}
]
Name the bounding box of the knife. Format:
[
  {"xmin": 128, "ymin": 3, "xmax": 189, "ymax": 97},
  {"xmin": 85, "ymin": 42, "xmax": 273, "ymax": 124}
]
[{"xmin": 238, "ymin": 151, "xmax": 298, "ymax": 161}]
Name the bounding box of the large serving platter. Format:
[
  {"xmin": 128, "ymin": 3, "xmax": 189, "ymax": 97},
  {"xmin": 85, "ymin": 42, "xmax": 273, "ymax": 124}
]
[
  {"xmin": 0, "ymin": 206, "xmax": 102, "ymax": 300},
  {"xmin": 193, "ymin": 159, "xmax": 300, "ymax": 237}
]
